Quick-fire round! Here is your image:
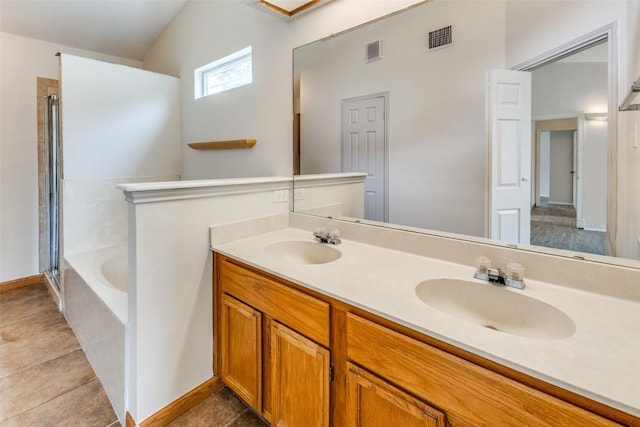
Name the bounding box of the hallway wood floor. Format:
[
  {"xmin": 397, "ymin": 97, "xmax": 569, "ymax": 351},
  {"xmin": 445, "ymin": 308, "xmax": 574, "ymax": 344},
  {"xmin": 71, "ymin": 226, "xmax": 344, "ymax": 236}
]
[
  {"xmin": 531, "ymin": 201, "xmax": 606, "ymax": 255},
  {"xmin": 0, "ymin": 281, "xmax": 266, "ymax": 426}
]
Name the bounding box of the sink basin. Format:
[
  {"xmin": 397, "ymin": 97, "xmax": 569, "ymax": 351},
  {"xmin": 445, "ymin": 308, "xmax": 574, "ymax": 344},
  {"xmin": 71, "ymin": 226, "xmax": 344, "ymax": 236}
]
[
  {"xmin": 264, "ymin": 241, "xmax": 341, "ymax": 265},
  {"xmin": 415, "ymin": 279, "xmax": 575, "ymax": 340}
]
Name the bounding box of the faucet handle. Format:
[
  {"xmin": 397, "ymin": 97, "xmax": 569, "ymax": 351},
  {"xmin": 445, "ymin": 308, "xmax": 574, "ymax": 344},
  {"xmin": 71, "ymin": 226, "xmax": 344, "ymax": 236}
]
[
  {"xmin": 314, "ymin": 226, "xmax": 327, "ymax": 236},
  {"xmin": 506, "ymin": 262, "xmax": 525, "ymax": 281},
  {"xmin": 473, "ymin": 256, "xmax": 491, "ymax": 281},
  {"xmin": 475, "ymin": 256, "xmax": 491, "ymax": 273}
]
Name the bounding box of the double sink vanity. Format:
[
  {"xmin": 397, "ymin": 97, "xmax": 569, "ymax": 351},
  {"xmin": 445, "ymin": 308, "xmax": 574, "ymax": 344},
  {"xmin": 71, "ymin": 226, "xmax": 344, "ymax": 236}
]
[{"xmin": 210, "ymin": 213, "xmax": 640, "ymax": 426}]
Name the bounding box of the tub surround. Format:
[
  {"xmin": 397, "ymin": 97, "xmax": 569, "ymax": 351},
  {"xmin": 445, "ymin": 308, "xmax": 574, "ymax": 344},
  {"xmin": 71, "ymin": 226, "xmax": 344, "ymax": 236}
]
[
  {"xmin": 63, "ymin": 245, "xmax": 128, "ymax": 323},
  {"xmin": 62, "ymin": 250, "xmax": 127, "ymax": 423},
  {"xmin": 210, "ymin": 212, "xmax": 640, "ymax": 418}
]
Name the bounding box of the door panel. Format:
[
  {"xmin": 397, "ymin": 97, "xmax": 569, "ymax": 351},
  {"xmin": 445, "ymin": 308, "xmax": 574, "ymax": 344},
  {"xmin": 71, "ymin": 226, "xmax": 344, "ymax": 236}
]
[
  {"xmin": 220, "ymin": 294, "xmax": 262, "ymax": 412},
  {"xmin": 488, "ymin": 70, "xmax": 531, "ymax": 244},
  {"xmin": 271, "ymin": 322, "xmax": 330, "ymax": 427},
  {"xmin": 342, "ymin": 95, "xmax": 386, "ymax": 222},
  {"xmin": 346, "ymin": 363, "xmax": 445, "ymax": 427}
]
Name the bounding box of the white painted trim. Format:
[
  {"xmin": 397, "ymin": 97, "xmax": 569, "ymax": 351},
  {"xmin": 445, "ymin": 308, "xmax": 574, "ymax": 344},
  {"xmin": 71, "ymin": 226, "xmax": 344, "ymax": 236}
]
[
  {"xmin": 118, "ymin": 177, "xmax": 293, "ymax": 204},
  {"xmin": 584, "ymin": 224, "xmax": 606, "ymax": 232},
  {"xmin": 293, "ymin": 172, "xmax": 367, "ymax": 188}
]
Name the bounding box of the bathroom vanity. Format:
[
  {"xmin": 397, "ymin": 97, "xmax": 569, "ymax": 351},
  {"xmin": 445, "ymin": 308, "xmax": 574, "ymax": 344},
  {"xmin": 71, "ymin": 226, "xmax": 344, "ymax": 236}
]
[{"xmin": 211, "ymin": 214, "xmax": 640, "ymax": 427}]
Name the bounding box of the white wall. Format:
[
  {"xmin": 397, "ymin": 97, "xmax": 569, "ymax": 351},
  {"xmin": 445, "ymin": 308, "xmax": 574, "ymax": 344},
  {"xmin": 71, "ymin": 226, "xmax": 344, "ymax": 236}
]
[
  {"xmin": 296, "ymin": 0, "xmax": 506, "ymax": 236},
  {"xmin": 583, "ymin": 121, "xmax": 608, "ymax": 230},
  {"xmin": 60, "ymin": 54, "xmax": 181, "ymax": 256},
  {"xmin": 60, "ymin": 55, "xmax": 180, "ymax": 180},
  {"xmin": 539, "ymin": 131, "xmax": 550, "ymax": 197},
  {"xmin": 0, "ymin": 32, "xmax": 141, "ymax": 282},
  {"xmin": 143, "ymin": 1, "xmax": 291, "ymax": 180},
  {"xmin": 124, "ymin": 180, "xmax": 291, "ymax": 422},
  {"xmin": 532, "ymin": 61, "xmax": 608, "ymax": 118},
  {"xmin": 143, "ymin": 0, "xmax": 425, "ymax": 178}
]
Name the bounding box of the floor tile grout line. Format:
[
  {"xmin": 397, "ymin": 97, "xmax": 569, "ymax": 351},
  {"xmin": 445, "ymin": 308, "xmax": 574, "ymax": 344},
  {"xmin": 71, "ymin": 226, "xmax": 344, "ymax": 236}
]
[
  {"xmin": 225, "ymin": 408, "xmax": 249, "ymax": 427},
  {"xmin": 0, "ymin": 377, "xmax": 102, "ymax": 424},
  {"xmin": 0, "ymin": 345, "xmax": 84, "ymax": 380}
]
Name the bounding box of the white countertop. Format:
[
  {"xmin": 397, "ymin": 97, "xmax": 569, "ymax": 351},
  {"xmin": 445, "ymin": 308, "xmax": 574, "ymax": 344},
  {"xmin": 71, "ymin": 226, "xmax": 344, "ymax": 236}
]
[{"xmin": 212, "ymin": 226, "xmax": 640, "ymax": 416}]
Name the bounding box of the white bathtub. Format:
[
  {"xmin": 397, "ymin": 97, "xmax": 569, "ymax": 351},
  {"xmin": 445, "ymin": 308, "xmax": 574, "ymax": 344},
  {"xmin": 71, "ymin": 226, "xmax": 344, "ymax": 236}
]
[
  {"xmin": 64, "ymin": 245, "xmax": 128, "ymax": 323},
  {"xmin": 63, "ymin": 245, "xmax": 127, "ymax": 423}
]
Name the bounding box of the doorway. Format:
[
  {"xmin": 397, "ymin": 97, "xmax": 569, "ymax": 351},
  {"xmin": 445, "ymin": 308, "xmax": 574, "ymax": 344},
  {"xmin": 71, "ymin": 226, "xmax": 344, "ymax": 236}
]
[
  {"xmin": 341, "ymin": 93, "xmax": 388, "ymax": 222},
  {"xmin": 517, "ymin": 29, "xmax": 612, "ymax": 255}
]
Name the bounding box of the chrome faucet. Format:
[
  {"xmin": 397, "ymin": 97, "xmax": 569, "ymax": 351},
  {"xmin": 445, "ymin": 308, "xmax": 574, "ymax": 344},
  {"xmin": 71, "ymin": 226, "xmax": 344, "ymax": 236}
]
[
  {"xmin": 313, "ymin": 227, "xmax": 341, "ymax": 245},
  {"xmin": 474, "ymin": 257, "xmax": 525, "ymax": 290}
]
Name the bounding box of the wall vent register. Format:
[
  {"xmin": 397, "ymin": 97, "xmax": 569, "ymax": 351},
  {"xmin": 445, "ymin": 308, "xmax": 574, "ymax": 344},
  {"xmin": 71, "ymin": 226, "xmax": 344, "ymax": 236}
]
[
  {"xmin": 428, "ymin": 25, "xmax": 453, "ymax": 50},
  {"xmin": 366, "ymin": 40, "xmax": 383, "ymax": 63}
]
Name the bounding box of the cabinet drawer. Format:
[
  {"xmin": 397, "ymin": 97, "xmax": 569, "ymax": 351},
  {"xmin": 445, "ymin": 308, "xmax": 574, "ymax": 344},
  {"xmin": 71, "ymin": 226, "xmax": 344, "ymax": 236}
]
[
  {"xmin": 220, "ymin": 259, "xmax": 330, "ymax": 347},
  {"xmin": 346, "ymin": 313, "xmax": 619, "ymax": 427}
]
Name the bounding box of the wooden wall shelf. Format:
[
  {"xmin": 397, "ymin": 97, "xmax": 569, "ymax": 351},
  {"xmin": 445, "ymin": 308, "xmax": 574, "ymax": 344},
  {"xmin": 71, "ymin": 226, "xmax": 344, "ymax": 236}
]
[{"xmin": 188, "ymin": 139, "xmax": 257, "ymax": 150}]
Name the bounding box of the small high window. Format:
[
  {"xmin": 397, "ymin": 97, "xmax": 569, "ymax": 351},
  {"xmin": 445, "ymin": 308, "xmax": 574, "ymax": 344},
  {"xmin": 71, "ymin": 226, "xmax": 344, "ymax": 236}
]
[{"xmin": 194, "ymin": 46, "xmax": 252, "ymax": 99}]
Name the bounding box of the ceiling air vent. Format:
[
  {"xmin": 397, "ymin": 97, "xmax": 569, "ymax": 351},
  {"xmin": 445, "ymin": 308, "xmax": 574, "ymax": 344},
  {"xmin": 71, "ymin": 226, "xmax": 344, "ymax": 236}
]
[
  {"xmin": 366, "ymin": 39, "xmax": 383, "ymax": 63},
  {"xmin": 428, "ymin": 25, "xmax": 453, "ymax": 51}
]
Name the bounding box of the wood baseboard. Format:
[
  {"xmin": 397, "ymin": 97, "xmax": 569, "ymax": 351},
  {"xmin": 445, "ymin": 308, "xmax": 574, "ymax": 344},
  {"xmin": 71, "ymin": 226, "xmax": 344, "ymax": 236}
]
[
  {"xmin": 0, "ymin": 274, "xmax": 44, "ymax": 293},
  {"xmin": 130, "ymin": 377, "xmax": 223, "ymax": 427},
  {"xmin": 125, "ymin": 411, "xmax": 136, "ymax": 427}
]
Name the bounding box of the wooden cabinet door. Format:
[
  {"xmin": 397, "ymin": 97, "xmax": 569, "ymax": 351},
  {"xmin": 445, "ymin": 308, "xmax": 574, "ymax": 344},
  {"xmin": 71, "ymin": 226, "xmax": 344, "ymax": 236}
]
[
  {"xmin": 220, "ymin": 294, "xmax": 262, "ymax": 412},
  {"xmin": 270, "ymin": 321, "xmax": 330, "ymax": 427},
  {"xmin": 346, "ymin": 362, "xmax": 445, "ymax": 427}
]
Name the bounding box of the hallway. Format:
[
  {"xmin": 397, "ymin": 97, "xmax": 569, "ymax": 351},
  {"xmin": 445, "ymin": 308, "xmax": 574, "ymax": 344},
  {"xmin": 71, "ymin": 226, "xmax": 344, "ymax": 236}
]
[{"xmin": 531, "ymin": 200, "xmax": 606, "ymax": 255}]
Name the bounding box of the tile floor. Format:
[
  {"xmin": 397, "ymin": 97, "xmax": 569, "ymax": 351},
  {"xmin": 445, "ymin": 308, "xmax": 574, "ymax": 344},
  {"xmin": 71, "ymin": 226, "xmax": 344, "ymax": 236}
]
[{"xmin": 0, "ymin": 281, "xmax": 267, "ymax": 427}]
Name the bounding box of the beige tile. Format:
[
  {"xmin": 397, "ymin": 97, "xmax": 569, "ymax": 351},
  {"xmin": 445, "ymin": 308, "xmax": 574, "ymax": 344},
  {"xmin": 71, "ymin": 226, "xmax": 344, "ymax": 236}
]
[
  {"xmin": 0, "ymin": 307, "xmax": 80, "ymax": 378},
  {"xmin": 0, "ymin": 283, "xmax": 49, "ymax": 303},
  {"xmin": 227, "ymin": 410, "xmax": 268, "ymax": 427},
  {"xmin": 167, "ymin": 388, "xmax": 249, "ymax": 427},
  {"xmin": 0, "ymin": 378, "xmax": 117, "ymax": 427},
  {"xmin": 0, "ymin": 292, "xmax": 58, "ymax": 325},
  {"xmin": 0, "ymin": 349, "xmax": 96, "ymax": 422}
]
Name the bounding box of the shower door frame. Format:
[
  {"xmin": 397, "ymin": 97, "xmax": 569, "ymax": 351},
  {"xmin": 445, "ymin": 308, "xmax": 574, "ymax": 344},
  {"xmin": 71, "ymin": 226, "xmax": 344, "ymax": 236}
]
[{"xmin": 37, "ymin": 78, "xmax": 61, "ymax": 289}]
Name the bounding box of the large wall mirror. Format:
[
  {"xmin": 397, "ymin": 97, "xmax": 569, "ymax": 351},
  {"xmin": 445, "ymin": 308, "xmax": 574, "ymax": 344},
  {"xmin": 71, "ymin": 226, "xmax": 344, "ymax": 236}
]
[{"xmin": 292, "ymin": 0, "xmax": 639, "ymax": 268}]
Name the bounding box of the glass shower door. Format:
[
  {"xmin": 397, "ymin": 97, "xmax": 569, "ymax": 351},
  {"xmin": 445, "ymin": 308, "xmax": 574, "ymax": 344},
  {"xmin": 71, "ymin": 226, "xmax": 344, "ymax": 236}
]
[{"xmin": 45, "ymin": 94, "xmax": 61, "ymax": 287}]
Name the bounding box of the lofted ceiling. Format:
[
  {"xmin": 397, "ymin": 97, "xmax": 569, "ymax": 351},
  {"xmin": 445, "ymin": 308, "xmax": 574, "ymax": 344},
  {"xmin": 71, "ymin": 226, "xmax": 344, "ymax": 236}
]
[
  {"xmin": 0, "ymin": 0, "xmax": 188, "ymax": 61},
  {"xmin": 0, "ymin": 0, "xmax": 332, "ymax": 61}
]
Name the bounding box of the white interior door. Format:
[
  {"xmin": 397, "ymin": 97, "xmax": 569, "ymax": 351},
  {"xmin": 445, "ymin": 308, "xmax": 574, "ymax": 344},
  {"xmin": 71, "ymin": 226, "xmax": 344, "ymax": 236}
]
[
  {"xmin": 487, "ymin": 70, "xmax": 531, "ymax": 244},
  {"xmin": 576, "ymin": 114, "xmax": 585, "ymax": 228},
  {"xmin": 342, "ymin": 95, "xmax": 387, "ymax": 222}
]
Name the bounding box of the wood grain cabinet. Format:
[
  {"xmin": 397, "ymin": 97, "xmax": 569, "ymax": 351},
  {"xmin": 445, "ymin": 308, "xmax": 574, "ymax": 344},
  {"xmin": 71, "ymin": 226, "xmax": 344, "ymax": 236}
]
[
  {"xmin": 219, "ymin": 294, "xmax": 262, "ymax": 412},
  {"xmin": 271, "ymin": 322, "xmax": 330, "ymax": 427},
  {"xmin": 215, "ymin": 255, "xmax": 331, "ymax": 425},
  {"xmin": 214, "ymin": 254, "xmax": 636, "ymax": 427},
  {"xmin": 346, "ymin": 362, "xmax": 445, "ymax": 427}
]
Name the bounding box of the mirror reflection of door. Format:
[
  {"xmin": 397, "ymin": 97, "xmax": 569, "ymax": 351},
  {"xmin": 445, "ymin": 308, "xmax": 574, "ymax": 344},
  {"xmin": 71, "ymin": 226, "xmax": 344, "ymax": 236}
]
[{"xmin": 341, "ymin": 93, "xmax": 387, "ymax": 222}]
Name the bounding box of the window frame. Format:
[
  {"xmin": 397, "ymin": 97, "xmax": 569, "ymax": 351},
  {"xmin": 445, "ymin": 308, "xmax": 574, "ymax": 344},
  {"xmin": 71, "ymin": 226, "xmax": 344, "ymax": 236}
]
[{"xmin": 194, "ymin": 46, "xmax": 253, "ymax": 99}]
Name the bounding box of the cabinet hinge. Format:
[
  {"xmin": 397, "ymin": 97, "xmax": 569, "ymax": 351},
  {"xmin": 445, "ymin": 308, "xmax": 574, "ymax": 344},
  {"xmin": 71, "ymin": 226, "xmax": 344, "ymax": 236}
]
[{"xmin": 329, "ymin": 363, "xmax": 335, "ymax": 382}]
